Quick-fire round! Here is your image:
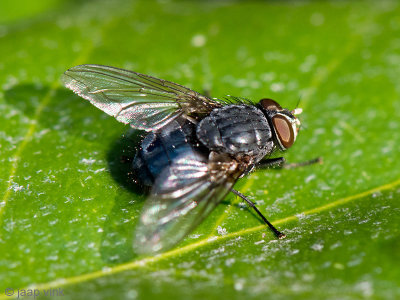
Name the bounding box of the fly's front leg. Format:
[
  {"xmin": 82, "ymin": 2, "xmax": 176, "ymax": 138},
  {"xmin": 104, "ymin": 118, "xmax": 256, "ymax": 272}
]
[
  {"xmin": 281, "ymin": 157, "xmax": 322, "ymax": 169},
  {"xmin": 257, "ymin": 157, "xmax": 322, "ymax": 170},
  {"xmin": 256, "ymin": 157, "xmax": 286, "ymax": 169}
]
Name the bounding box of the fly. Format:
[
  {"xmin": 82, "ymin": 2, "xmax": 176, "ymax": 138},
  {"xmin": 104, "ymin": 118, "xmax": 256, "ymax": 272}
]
[{"xmin": 62, "ymin": 64, "xmax": 310, "ymax": 254}]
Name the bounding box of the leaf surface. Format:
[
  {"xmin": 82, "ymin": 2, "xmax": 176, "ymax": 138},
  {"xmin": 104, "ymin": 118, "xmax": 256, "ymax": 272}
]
[{"xmin": 1, "ymin": 1, "xmax": 400, "ymax": 299}]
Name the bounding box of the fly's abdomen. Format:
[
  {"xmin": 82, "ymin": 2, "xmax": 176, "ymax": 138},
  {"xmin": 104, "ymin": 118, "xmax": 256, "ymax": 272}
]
[
  {"xmin": 196, "ymin": 105, "xmax": 273, "ymax": 158},
  {"xmin": 133, "ymin": 119, "xmax": 204, "ymax": 185}
]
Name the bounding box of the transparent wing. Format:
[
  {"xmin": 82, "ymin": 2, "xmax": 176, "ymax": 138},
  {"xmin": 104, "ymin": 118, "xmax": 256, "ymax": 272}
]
[
  {"xmin": 134, "ymin": 152, "xmax": 241, "ymax": 254},
  {"xmin": 61, "ymin": 64, "xmax": 221, "ymax": 131}
]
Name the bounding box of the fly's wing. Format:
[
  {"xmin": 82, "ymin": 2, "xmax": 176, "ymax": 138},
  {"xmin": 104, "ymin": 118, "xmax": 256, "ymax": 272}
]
[
  {"xmin": 134, "ymin": 152, "xmax": 243, "ymax": 254},
  {"xmin": 62, "ymin": 64, "xmax": 222, "ymax": 131}
]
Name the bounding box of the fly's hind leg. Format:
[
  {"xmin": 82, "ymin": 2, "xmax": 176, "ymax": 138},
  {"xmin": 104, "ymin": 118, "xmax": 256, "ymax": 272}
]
[
  {"xmin": 231, "ymin": 188, "xmax": 286, "ymax": 239},
  {"xmin": 244, "ymin": 157, "xmax": 322, "ymax": 238}
]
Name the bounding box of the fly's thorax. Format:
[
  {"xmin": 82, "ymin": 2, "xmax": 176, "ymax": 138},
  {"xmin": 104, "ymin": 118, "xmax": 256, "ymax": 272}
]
[
  {"xmin": 196, "ymin": 104, "xmax": 275, "ymax": 159},
  {"xmin": 258, "ymin": 99, "xmax": 301, "ymax": 151}
]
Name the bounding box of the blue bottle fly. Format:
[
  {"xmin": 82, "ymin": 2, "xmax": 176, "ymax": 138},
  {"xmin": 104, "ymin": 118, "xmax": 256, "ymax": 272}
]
[{"xmin": 62, "ymin": 64, "xmax": 303, "ymax": 254}]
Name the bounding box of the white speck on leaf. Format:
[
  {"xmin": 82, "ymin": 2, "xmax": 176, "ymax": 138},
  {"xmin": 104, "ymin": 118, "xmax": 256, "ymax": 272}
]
[
  {"xmin": 311, "ymin": 243, "xmax": 324, "ymax": 251},
  {"xmin": 305, "ymin": 174, "xmax": 316, "ymax": 183},
  {"xmin": 330, "ymin": 241, "xmax": 342, "ymax": 249},
  {"xmin": 211, "ymin": 246, "xmax": 225, "ymax": 255},
  {"xmin": 102, "ymin": 267, "xmax": 112, "ymax": 273},
  {"xmin": 217, "ymin": 226, "xmax": 227, "ymax": 235},
  {"xmin": 348, "ymin": 257, "xmax": 363, "ymax": 267},
  {"xmin": 296, "ymin": 213, "xmax": 306, "ymax": 220},
  {"xmin": 299, "ymin": 54, "xmax": 317, "ymax": 72},
  {"xmin": 49, "ymin": 219, "xmax": 58, "ymax": 226},
  {"xmin": 46, "ymin": 255, "xmax": 59, "ymax": 261},
  {"xmin": 260, "ymin": 72, "xmax": 276, "ymax": 82},
  {"xmin": 234, "ymin": 279, "xmax": 245, "ymax": 291},
  {"xmin": 291, "ymin": 249, "xmax": 300, "ymax": 255},
  {"xmin": 125, "ymin": 289, "xmax": 138, "ymax": 299},
  {"xmin": 11, "ymin": 182, "xmax": 24, "ymax": 192},
  {"xmin": 191, "ymin": 34, "xmax": 206, "ymax": 47},
  {"xmin": 189, "ymin": 234, "xmax": 201, "ymax": 239},
  {"xmin": 225, "ymin": 258, "xmax": 235, "ymax": 267},
  {"xmin": 80, "ymin": 158, "xmax": 96, "ymax": 165},
  {"xmin": 255, "ymin": 199, "xmax": 265, "ymax": 206},
  {"xmin": 270, "ymin": 82, "xmax": 285, "ymax": 92},
  {"xmin": 372, "ymin": 192, "xmax": 382, "ymax": 198},
  {"xmin": 355, "ymin": 281, "xmax": 373, "ymax": 297},
  {"xmin": 94, "ymin": 168, "xmax": 106, "ymax": 174}
]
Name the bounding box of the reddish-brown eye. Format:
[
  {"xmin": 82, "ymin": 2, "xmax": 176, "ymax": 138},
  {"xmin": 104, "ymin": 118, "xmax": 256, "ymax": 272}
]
[
  {"xmin": 272, "ymin": 115, "xmax": 294, "ymax": 149},
  {"xmin": 259, "ymin": 98, "xmax": 282, "ymax": 111}
]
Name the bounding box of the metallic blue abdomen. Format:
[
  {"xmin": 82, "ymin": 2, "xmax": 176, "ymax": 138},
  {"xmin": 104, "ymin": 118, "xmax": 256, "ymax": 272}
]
[{"xmin": 132, "ymin": 119, "xmax": 205, "ymax": 186}]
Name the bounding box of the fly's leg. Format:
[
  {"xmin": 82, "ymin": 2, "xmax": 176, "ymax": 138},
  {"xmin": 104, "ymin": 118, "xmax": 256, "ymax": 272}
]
[
  {"xmin": 257, "ymin": 157, "xmax": 322, "ymax": 170},
  {"xmin": 231, "ymin": 188, "xmax": 286, "ymax": 239},
  {"xmin": 282, "ymin": 157, "xmax": 322, "ymax": 169},
  {"xmin": 244, "ymin": 157, "xmax": 322, "ymax": 238},
  {"xmin": 257, "ymin": 157, "xmax": 286, "ymax": 169}
]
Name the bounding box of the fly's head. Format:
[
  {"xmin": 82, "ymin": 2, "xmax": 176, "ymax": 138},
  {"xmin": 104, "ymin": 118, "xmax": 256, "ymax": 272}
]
[{"xmin": 258, "ymin": 98, "xmax": 302, "ymax": 151}]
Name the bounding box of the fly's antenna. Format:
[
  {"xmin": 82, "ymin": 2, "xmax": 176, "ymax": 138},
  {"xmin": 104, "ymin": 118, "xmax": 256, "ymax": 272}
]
[
  {"xmin": 291, "ymin": 95, "xmax": 303, "ymax": 116},
  {"xmin": 295, "ymin": 95, "xmax": 302, "ymax": 109}
]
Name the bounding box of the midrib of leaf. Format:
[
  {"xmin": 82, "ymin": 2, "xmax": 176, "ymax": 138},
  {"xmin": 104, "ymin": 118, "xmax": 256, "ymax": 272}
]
[{"xmin": 1, "ymin": 177, "xmax": 398, "ymax": 299}]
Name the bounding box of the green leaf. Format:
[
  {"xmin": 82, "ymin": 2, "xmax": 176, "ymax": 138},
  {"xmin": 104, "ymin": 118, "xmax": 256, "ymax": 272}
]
[{"xmin": 1, "ymin": 1, "xmax": 400, "ymax": 299}]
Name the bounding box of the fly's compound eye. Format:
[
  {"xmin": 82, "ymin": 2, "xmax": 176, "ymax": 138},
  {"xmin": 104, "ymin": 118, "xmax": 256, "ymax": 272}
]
[
  {"xmin": 259, "ymin": 98, "xmax": 282, "ymax": 111},
  {"xmin": 272, "ymin": 114, "xmax": 295, "ymax": 149}
]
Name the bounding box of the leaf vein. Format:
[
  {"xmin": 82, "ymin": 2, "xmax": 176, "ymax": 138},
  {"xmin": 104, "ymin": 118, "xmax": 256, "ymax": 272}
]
[
  {"xmin": 0, "ymin": 46, "xmax": 96, "ymax": 225},
  {"xmin": 0, "ymin": 83, "xmax": 58, "ymax": 223}
]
